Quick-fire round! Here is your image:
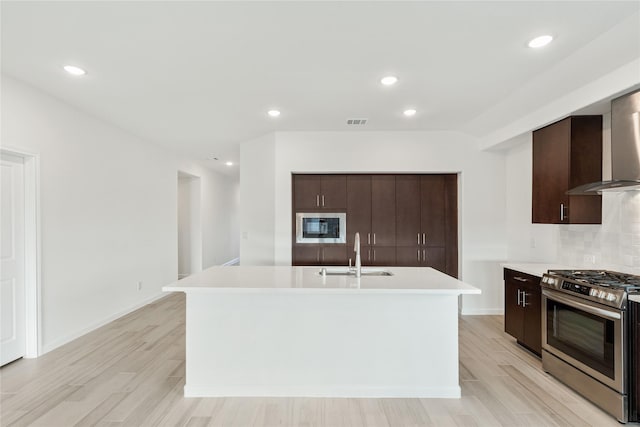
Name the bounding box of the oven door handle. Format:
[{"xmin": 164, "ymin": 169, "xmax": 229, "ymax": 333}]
[{"xmin": 542, "ymin": 290, "xmax": 621, "ymax": 320}]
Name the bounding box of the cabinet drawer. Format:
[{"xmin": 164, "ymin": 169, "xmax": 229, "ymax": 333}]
[{"xmin": 504, "ymin": 268, "xmax": 541, "ymax": 286}]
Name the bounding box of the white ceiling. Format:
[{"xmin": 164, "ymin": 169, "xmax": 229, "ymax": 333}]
[{"xmin": 2, "ymin": 1, "xmax": 639, "ymax": 175}]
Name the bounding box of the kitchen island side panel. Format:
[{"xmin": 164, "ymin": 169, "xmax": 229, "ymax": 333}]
[{"xmin": 184, "ymin": 292, "xmax": 460, "ymax": 398}]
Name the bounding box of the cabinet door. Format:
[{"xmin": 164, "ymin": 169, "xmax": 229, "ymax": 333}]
[
  {"xmin": 320, "ymin": 175, "xmax": 347, "ymax": 210},
  {"xmin": 293, "ymin": 175, "xmax": 322, "ymax": 210},
  {"xmin": 532, "ymin": 119, "xmax": 570, "ymax": 224},
  {"xmin": 321, "ymin": 246, "xmax": 348, "ymax": 266},
  {"xmin": 346, "ymin": 175, "xmax": 372, "ymax": 247},
  {"xmin": 422, "ymin": 247, "xmax": 446, "ymax": 273},
  {"xmin": 421, "ymin": 175, "xmax": 446, "ymax": 247},
  {"xmin": 293, "ymin": 246, "xmax": 320, "ymax": 266},
  {"xmin": 521, "ymin": 281, "xmax": 542, "ymax": 355},
  {"xmin": 396, "ymin": 175, "xmax": 421, "ymax": 247},
  {"xmin": 395, "ymin": 247, "xmax": 421, "ymax": 266},
  {"xmin": 369, "ymin": 246, "xmax": 396, "ymax": 266},
  {"xmin": 443, "ymin": 175, "xmax": 459, "ymax": 278},
  {"xmin": 371, "ymin": 176, "xmax": 396, "ymax": 246},
  {"xmin": 504, "ymin": 278, "xmax": 524, "ymax": 340}
]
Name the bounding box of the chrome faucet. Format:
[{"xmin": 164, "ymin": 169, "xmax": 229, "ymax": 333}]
[{"xmin": 354, "ymin": 232, "xmax": 361, "ymax": 278}]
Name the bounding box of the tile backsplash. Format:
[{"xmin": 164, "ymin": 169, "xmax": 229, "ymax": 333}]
[{"xmin": 558, "ymin": 191, "xmax": 640, "ymax": 274}]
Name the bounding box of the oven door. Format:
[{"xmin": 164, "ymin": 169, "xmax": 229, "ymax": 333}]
[
  {"xmin": 295, "ymin": 213, "xmax": 346, "ymax": 244},
  {"xmin": 542, "ymin": 289, "xmax": 625, "ymax": 393}
]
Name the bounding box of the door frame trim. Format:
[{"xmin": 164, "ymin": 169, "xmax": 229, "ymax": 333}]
[{"xmin": 1, "ymin": 147, "xmax": 41, "ymax": 358}]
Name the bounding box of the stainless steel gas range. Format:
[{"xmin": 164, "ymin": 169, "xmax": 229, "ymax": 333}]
[{"xmin": 540, "ymin": 270, "xmax": 640, "ymax": 423}]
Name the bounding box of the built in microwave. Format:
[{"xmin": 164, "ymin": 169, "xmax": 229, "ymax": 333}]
[{"xmin": 296, "ymin": 213, "xmax": 346, "ymax": 244}]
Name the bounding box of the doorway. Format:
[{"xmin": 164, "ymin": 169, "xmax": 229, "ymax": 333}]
[
  {"xmin": 1, "ymin": 148, "xmax": 40, "ymax": 365},
  {"xmin": 177, "ymin": 172, "xmax": 202, "ymax": 279}
]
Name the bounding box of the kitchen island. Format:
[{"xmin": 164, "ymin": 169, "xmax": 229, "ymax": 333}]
[{"xmin": 163, "ymin": 266, "xmax": 480, "ymax": 398}]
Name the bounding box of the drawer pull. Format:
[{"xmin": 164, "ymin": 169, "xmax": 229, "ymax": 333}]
[{"xmin": 513, "ymin": 276, "xmax": 528, "ymax": 282}]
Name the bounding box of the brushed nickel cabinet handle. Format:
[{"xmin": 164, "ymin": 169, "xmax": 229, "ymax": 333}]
[
  {"xmin": 368, "ymin": 249, "xmax": 371, "ymax": 261},
  {"xmin": 517, "ymin": 289, "xmax": 521, "ymax": 306},
  {"xmin": 316, "ymin": 195, "xmax": 320, "ymax": 207},
  {"xmin": 373, "ymin": 233, "xmax": 376, "ymax": 245},
  {"xmin": 422, "ymin": 233, "xmax": 426, "ymax": 245},
  {"xmin": 417, "ymin": 250, "xmax": 420, "ymax": 261},
  {"xmin": 423, "ymin": 249, "xmax": 426, "ymax": 262},
  {"xmin": 560, "ymin": 203, "xmax": 566, "ymax": 221},
  {"xmin": 522, "ymin": 292, "xmax": 528, "ymax": 307},
  {"xmin": 417, "ymin": 233, "xmax": 420, "ymax": 245},
  {"xmin": 322, "ymin": 195, "xmax": 325, "ymax": 207},
  {"xmin": 373, "ymin": 249, "xmax": 376, "ymax": 262},
  {"xmin": 368, "ymin": 233, "xmax": 371, "ymax": 245},
  {"xmin": 513, "ymin": 276, "xmax": 528, "ymax": 282}
]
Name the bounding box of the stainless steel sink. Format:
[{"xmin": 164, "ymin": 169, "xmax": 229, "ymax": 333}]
[{"xmin": 319, "ymin": 267, "xmax": 393, "ymax": 277}]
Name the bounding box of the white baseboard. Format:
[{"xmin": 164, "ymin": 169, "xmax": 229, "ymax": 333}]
[
  {"xmin": 184, "ymin": 385, "xmax": 461, "ymax": 399},
  {"xmin": 461, "ymin": 308, "xmax": 504, "ymax": 315},
  {"xmin": 222, "ymin": 257, "xmax": 240, "ymax": 266},
  {"xmin": 40, "ymin": 292, "xmax": 168, "ymax": 355}
]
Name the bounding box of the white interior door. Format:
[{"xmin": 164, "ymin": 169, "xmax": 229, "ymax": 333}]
[{"xmin": 1, "ymin": 153, "xmax": 26, "ymax": 366}]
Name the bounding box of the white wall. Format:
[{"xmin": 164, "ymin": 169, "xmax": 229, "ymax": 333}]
[
  {"xmin": 504, "ymin": 115, "xmax": 640, "ymax": 275},
  {"xmin": 1, "ymin": 75, "xmax": 239, "ymax": 353},
  {"xmin": 504, "ymin": 134, "xmax": 559, "ymax": 262},
  {"xmin": 239, "ymin": 133, "xmax": 276, "ymax": 265},
  {"xmin": 241, "ymin": 131, "xmax": 507, "ymax": 314},
  {"xmin": 178, "ymin": 173, "xmax": 202, "ymax": 278}
]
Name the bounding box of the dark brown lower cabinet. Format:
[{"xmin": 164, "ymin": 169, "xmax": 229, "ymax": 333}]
[
  {"xmin": 394, "ymin": 174, "xmax": 457, "ymax": 277},
  {"xmin": 504, "ymin": 268, "xmax": 542, "ymax": 356},
  {"xmin": 292, "ymin": 173, "xmax": 457, "ymax": 276},
  {"xmin": 293, "ymin": 245, "xmax": 347, "ymax": 266},
  {"xmin": 395, "ymin": 247, "xmax": 446, "ymax": 273},
  {"xmin": 361, "ymin": 246, "xmax": 395, "ymax": 266}
]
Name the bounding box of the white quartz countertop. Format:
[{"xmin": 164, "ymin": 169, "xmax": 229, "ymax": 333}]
[
  {"xmin": 163, "ymin": 266, "xmax": 481, "ymax": 295},
  {"xmin": 501, "ymin": 263, "xmax": 574, "ymax": 278},
  {"xmin": 629, "ymin": 295, "xmax": 640, "ymax": 304}
]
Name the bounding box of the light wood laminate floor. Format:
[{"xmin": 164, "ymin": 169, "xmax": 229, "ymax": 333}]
[{"xmin": 0, "ymin": 293, "xmax": 628, "ymax": 426}]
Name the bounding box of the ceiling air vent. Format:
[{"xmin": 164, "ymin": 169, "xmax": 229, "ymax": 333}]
[{"xmin": 347, "ymin": 118, "xmax": 368, "ymax": 125}]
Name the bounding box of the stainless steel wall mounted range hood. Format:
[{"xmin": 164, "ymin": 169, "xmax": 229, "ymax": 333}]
[{"xmin": 567, "ymin": 89, "xmax": 640, "ymax": 195}]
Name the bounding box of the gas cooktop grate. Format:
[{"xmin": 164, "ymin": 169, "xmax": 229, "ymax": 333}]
[{"xmin": 548, "ymin": 270, "xmax": 640, "ymax": 288}]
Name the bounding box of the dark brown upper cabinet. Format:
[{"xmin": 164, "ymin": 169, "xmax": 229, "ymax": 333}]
[
  {"xmin": 371, "ymin": 176, "xmax": 396, "ymax": 247},
  {"xmin": 346, "ymin": 175, "xmax": 396, "ymax": 248},
  {"xmin": 293, "ymin": 174, "xmax": 347, "ymax": 211},
  {"xmin": 395, "ymin": 174, "xmax": 458, "ymax": 277},
  {"xmin": 532, "ymin": 116, "xmax": 602, "ymax": 224},
  {"xmin": 346, "ymin": 175, "xmax": 372, "ymax": 246},
  {"xmin": 293, "ymin": 173, "xmax": 456, "ymax": 276}
]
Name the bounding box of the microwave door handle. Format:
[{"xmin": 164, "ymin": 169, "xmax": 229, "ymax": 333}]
[{"xmin": 542, "ymin": 290, "xmax": 621, "ymax": 320}]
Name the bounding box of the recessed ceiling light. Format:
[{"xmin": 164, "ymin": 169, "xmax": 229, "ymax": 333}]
[
  {"xmin": 381, "ymin": 76, "xmax": 398, "ymax": 86},
  {"xmin": 528, "ymin": 35, "xmax": 553, "ymax": 48},
  {"xmin": 63, "ymin": 65, "xmax": 87, "ymax": 76},
  {"xmin": 268, "ymin": 110, "xmax": 281, "ymax": 117},
  {"xmin": 403, "ymin": 109, "xmax": 417, "ymax": 117},
  {"xmin": 225, "ymin": 161, "xmax": 233, "ymax": 166}
]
